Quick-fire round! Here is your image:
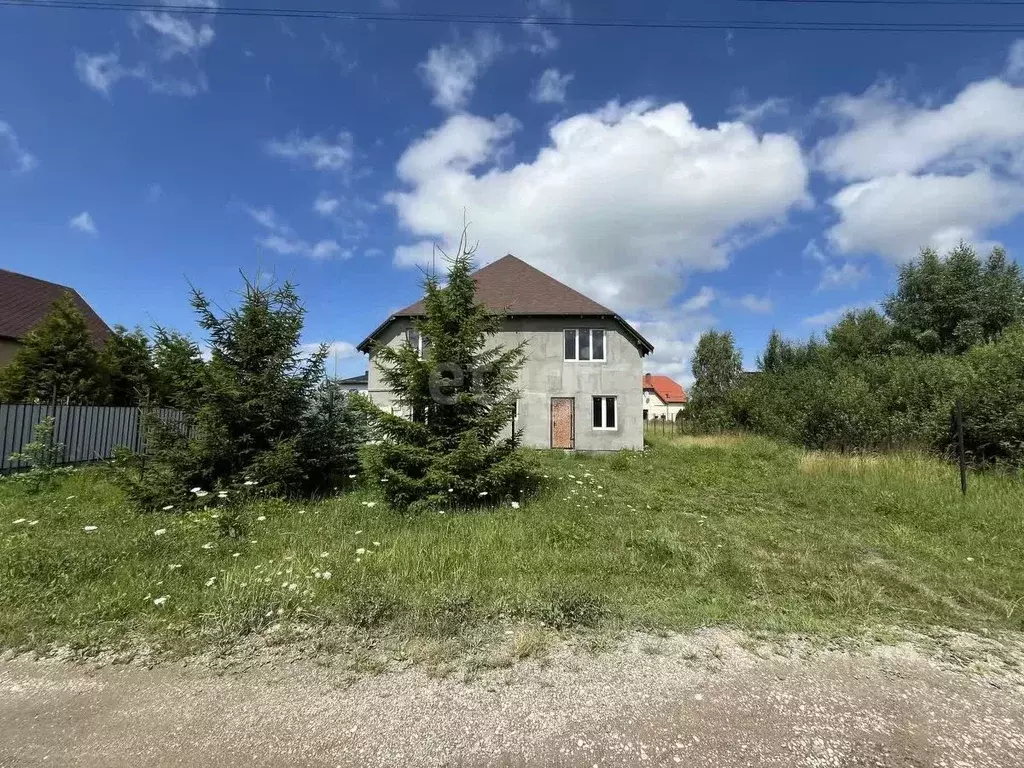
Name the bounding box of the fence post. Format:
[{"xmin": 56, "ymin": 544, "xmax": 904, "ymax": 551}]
[{"xmin": 955, "ymin": 398, "xmax": 967, "ymax": 496}]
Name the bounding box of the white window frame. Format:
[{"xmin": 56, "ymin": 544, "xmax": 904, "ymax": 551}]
[
  {"xmin": 563, "ymin": 328, "xmax": 607, "ymax": 362},
  {"xmin": 592, "ymin": 395, "xmax": 617, "ymax": 431},
  {"xmin": 406, "ymin": 328, "xmax": 428, "ymax": 359}
]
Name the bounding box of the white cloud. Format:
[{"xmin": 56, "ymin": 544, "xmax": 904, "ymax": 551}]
[
  {"xmin": 74, "ymin": 50, "xmax": 206, "ymax": 98},
  {"xmin": 314, "ymin": 193, "xmax": 341, "ymax": 216},
  {"xmin": 521, "ymin": 19, "xmax": 559, "ymax": 55},
  {"xmin": 69, "ymin": 212, "xmax": 98, "ymax": 235},
  {"xmin": 136, "ymin": 11, "xmax": 215, "ymax": 60},
  {"xmin": 0, "ymin": 121, "xmax": 36, "ymax": 173},
  {"xmin": 826, "ymin": 171, "xmax": 1024, "ymax": 260},
  {"xmin": 629, "ymin": 297, "xmax": 717, "ymax": 386},
  {"xmin": 266, "ymin": 131, "xmax": 353, "ymax": 171},
  {"xmin": 531, "ymin": 68, "xmax": 573, "ymax": 104},
  {"xmin": 727, "ymin": 95, "xmax": 789, "ymax": 125},
  {"xmin": 244, "ymin": 205, "xmax": 349, "ymax": 260},
  {"xmin": 726, "ymin": 294, "xmax": 773, "ymax": 313},
  {"xmin": 530, "ymin": 0, "xmax": 572, "ymax": 18},
  {"xmin": 802, "ymin": 304, "xmax": 866, "ymax": 327},
  {"xmin": 817, "ymin": 63, "xmax": 1024, "ymax": 262},
  {"xmin": 1007, "ymin": 39, "xmax": 1024, "ymax": 81},
  {"xmin": 387, "ymin": 100, "xmax": 809, "ymax": 311},
  {"xmin": 817, "ymin": 261, "xmax": 869, "ymax": 291},
  {"xmin": 418, "ymin": 30, "xmax": 503, "ymax": 112}
]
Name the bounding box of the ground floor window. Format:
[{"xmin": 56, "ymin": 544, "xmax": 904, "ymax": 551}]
[{"xmin": 592, "ymin": 396, "xmax": 617, "ymax": 430}]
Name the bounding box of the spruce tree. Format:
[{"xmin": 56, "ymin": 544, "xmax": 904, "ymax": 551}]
[
  {"xmin": 0, "ymin": 293, "xmax": 105, "ymax": 404},
  {"xmin": 100, "ymin": 325, "xmax": 157, "ymax": 406},
  {"xmin": 361, "ymin": 233, "xmax": 536, "ymax": 513}
]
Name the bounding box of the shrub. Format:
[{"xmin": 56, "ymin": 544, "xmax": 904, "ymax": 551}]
[
  {"xmin": 5, "ymin": 417, "xmax": 72, "ymax": 492},
  {"xmin": 112, "ymin": 274, "xmax": 364, "ymax": 510}
]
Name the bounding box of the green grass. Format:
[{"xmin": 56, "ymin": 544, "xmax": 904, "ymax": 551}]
[{"xmin": 1, "ymin": 433, "xmax": 1022, "ymax": 655}]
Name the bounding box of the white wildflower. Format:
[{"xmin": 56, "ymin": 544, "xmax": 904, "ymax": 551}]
[
  {"xmin": 83, "ymin": 525, "xmax": 98, "ymax": 533},
  {"xmin": 66, "ymin": 495, "xmax": 76, "ymax": 500},
  {"xmin": 321, "ymin": 571, "xmax": 332, "ymax": 580},
  {"xmin": 478, "ymin": 491, "xmax": 488, "ymax": 497},
  {"xmin": 256, "ymin": 515, "xmax": 266, "ymax": 521},
  {"xmin": 355, "ymin": 557, "xmax": 361, "ymax": 563},
  {"xmin": 162, "ymin": 505, "xmax": 174, "ymax": 511},
  {"xmin": 205, "ymin": 577, "xmax": 217, "ymax": 587},
  {"xmin": 242, "ymin": 480, "xmax": 257, "ymax": 486},
  {"xmin": 320, "ymin": 552, "xmax": 329, "ymax": 557},
  {"xmin": 355, "ymin": 530, "xmax": 363, "ymax": 534},
  {"xmin": 201, "ymin": 542, "xmax": 213, "ymax": 550},
  {"xmin": 510, "ymin": 501, "xmax": 520, "ymax": 509},
  {"xmin": 195, "ymin": 490, "xmax": 209, "ymax": 498},
  {"xmin": 168, "ymin": 563, "xmax": 182, "ymax": 571},
  {"xmin": 348, "ymin": 474, "xmax": 357, "ymax": 479},
  {"xmin": 380, "ymin": 477, "xmax": 389, "ymax": 483},
  {"xmin": 288, "ymin": 583, "xmax": 298, "ymax": 591},
  {"xmin": 153, "ymin": 596, "xmax": 168, "ymax": 607},
  {"xmin": 154, "ymin": 528, "xmax": 167, "ymax": 536},
  {"xmin": 217, "ymin": 491, "xmax": 228, "ymax": 498},
  {"xmin": 372, "ymin": 541, "xmax": 380, "ymax": 547},
  {"xmin": 448, "ymin": 488, "xmax": 454, "ymax": 493},
  {"xmin": 28, "ymin": 520, "xmax": 38, "ymax": 526},
  {"xmin": 232, "ymin": 552, "xmax": 241, "ymax": 558},
  {"xmin": 12, "ymin": 518, "xmax": 26, "ymax": 524},
  {"xmin": 190, "ymin": 487, "xmax": 202, "ymax": 493},
  {"xmin": 277, "ymin": 607, "xmax": 284, "ymax": 615},
  {"xmin": 361, "ymin": 501, "xmax": 376, "ymax": 508},
  {"xmin": 355, "ymin": 547, "xmax": 366, "ymax": 555},
  {"xmin": 298, "ymin": 510, "xmax": 305, "ymax": 514}
]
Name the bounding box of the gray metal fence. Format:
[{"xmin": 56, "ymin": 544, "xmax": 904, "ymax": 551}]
[{"xmin": 0, "ymin": 403, "xmax": 188, "ymax": 473}]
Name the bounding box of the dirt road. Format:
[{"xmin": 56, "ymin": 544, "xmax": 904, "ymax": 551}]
[{"xmin": 1, "ymin": 630, "xmax": 1022, "ymax": 767}]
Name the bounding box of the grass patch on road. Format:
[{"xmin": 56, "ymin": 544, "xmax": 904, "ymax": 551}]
[{"xmin": 1, "ymin": 434, "xmax": 1022, "ymax": 655}]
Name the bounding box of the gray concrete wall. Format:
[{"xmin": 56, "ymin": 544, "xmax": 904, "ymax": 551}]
[
  {"xmin": 0, "ymin": 339, "xmax": 21, "ymax": 368},
  {"xmin": 367, "ymin": 317, "xmax": 646, "ymax": 451}
]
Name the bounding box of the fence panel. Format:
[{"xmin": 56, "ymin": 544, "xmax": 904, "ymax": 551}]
[{"xmin": 0, "ymin": 403, "xmax": 187, "ymax": 473}]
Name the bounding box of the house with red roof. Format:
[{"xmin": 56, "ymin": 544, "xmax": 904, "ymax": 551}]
[{"xmin": 643, "ymin": 373, "xmax": 688, "ymax": 422}]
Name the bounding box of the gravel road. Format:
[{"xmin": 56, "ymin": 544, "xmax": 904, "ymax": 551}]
[{"xmin": 1, "ymin": 629, "xmax": 1022, "ymax": 767}]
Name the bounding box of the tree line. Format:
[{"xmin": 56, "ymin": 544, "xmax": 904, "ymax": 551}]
[{"xmin": 687, "ymin": 243, "xmax": 1024, "ymax": 467}]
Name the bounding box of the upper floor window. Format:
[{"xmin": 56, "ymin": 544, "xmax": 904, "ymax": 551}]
[
  {"xmin": 406, "ymin": 329, "xmax": 429, "ymax": 359},
  {"xmin": 564, "ymin": 328, "xmax": 606, "ymax": 361}
]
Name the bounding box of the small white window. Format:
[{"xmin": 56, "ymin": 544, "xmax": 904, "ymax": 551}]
[
  {"xmin": 592, "ymin": 396, "xmax": 617, "ymax": 430},
  {"xmin": 564, "ymin": 329, "xmax": 607, "ymax": 362}
]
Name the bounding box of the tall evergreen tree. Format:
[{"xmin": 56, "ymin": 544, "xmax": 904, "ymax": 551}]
[
  {"xmin": 151, "ymin": 327, "xmax": 205, "ymax": 411},
  {"xmin": 100, "ymin": 325, "xmax": 156, "ymax": 406},
  {"xmin": 0, "ymin": 293, "xmax": 105, "ymax": 404},
  {"xmin": 361, "ymin": 232, "xmax": 536, "ymax": 513}
]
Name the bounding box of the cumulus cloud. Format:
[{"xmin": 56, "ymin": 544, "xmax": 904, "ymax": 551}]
[
  {"xmin": 0, "ymin": 120, "xmax": 36, "ymax": 173},
  {"xmin": 387, "ymin": 100, "xmax": 809, "ymax": 311},
  {"xmin": 69, "ymin": 212, "xmax": 98, "ymax": 235},
  {"xmin": 803, "ymin": 304, "xmax": 868, "ymax": 327},
  {"xmin": 418, "ymin": 30, "xmax": 503, "ymax": 111},
  {"xmin": 629, "ymin": 297, "xmax": 717, "ymax": 386},
  {"xmin": 266, "ymin": 131, "xmax": 353, "ymax": 172},
  {"xmin": 531, "ymin": 68, "xmax": 573, "ymax": 104},
  {"xmin": 817, "ymin": 61, "xmax": 1024, "ymax": 262},
  {"xmin": 727, "ymin": 95, "xmax": 789, "ymax": 125},
  {"xmin": 1008, "ymin": 39, "xmax": 1024, "ymax": 81},
  {"xmin": 725, "ymin": 294, "xmax": 774, "ymax": 313},
  {"xmin": 244, "ymin": 205, "xmax": 349, "ymax": 260},
  {"xmin": 521, "ymin": 19, "xmax": 559, "ymax": 55}
]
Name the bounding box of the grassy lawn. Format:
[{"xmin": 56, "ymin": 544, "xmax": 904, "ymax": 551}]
[{"xmin": 1, "ymin": 433, "xmax": 1022, "ymax": 656}]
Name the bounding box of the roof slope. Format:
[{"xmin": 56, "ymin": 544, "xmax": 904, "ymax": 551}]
[
  {"xmin": 644, "ymin": 373, "xmax": 688, "ymax": 404},
  {"xmin": 359, "ymin": 255, "xmax": 653, "ymax": 354},
  {"xmin": 0, "ymin": 269, "xmax": 110, "ymax": 345}
]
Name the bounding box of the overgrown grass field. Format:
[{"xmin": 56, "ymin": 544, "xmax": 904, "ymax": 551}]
[{"xmin": 2, "ymin": 434, "xmax": 1022, "ymax": 655}]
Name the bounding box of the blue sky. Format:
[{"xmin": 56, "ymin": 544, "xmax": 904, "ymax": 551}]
[{"xmin": 3, "ymin": 0, "xmax": 1024, "ymax": 382}]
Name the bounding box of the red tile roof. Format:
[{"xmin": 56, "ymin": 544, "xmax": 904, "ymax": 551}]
[
  {"xmin": 358, "ymin": 255, "xmax": 653, "ymax": 355},
  {"xmin": 643, "ymin": 373, "xmax": 688, "ymax": 404},
  {"xmin": 0, "ymin": 269, "xmax": 110, "ymax": 346}
]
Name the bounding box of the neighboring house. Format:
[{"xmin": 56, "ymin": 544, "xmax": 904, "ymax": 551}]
[
  {"xmin": 357, "ymin": 255, "xmax": 654, "ymax": 451},
  {"xmin": 0, "ymin": 269, "xmax": 110, "ymax": 368},
  {"xmin": 336, "ymin": 372, "xmax": 368, "ymax": 393},
  {"xmin": 643, "ymin": 373, "xmax": 688, "ymax": 421}
]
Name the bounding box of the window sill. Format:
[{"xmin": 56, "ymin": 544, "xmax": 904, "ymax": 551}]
[{"xmin": 592, "ymin": 427, "xmax": 618, "ymax": 432}]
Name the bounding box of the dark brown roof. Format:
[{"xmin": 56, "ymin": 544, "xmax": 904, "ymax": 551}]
[
  {"xmin": 0, "ymin": 269, "xmax": 110, "ymax": 346},
  {"xmin": 358, "ymin": 255, "xmax": 653, "ymax": 355}
]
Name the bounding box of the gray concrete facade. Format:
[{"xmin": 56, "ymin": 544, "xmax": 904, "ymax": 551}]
[{"xmin": 367, "ymin": 317, "xmax": 646, "ymax": 451}]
